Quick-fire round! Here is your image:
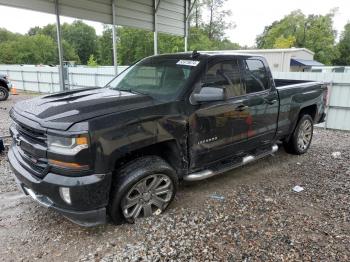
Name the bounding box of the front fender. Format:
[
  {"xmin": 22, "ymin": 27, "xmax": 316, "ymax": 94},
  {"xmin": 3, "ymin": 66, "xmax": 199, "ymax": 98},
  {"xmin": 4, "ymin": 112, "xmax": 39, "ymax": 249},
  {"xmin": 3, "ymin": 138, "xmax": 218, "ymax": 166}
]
[{"xmin": 93, "ymin": 116, "xmax": 188, "ymax": 174}]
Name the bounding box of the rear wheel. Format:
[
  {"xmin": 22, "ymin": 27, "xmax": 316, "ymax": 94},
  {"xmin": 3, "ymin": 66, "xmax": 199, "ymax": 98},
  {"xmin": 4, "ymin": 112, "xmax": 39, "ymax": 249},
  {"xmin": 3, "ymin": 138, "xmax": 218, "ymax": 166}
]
[
  {"xmin": 109, "ymin": 156, "xmax": 178, "ymax": 224},
  {"xmin": 284, "ymin": 114, "xmax": 314, "ymax": 155},
  {"xmin": 0, "ymin": 86, "xmax": 9, "ymax": 101}
]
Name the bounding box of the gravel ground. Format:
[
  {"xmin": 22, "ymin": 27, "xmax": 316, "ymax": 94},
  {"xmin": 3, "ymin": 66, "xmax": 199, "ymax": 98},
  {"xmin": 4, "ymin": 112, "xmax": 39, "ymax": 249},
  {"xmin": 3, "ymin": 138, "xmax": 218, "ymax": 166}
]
[
  {"xmin": 0, "ymin": 94, "xmax": 349, "ymax": 261},
  {"xmin": 0, "ymin": 92, "xmax": 37, "ymax": 194}
]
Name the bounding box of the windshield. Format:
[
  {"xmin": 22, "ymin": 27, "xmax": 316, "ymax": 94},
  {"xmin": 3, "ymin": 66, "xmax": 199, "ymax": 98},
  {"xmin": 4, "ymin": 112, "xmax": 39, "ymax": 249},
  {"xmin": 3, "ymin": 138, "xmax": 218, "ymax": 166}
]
[{"xmin": 107, "ymin": 57, "xmax": 199, "ymax": 101}]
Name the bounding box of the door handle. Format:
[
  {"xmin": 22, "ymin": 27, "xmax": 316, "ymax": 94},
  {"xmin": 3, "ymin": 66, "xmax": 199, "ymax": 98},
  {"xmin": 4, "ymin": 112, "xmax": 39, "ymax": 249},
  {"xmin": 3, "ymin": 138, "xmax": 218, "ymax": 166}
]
[
  {"xmin": 264, "ymin": 99, "xmax": 277, "ymax": 105},
  {"xmin": 235, "ymin": 105, "xmax": 248, "ymax": 111}
]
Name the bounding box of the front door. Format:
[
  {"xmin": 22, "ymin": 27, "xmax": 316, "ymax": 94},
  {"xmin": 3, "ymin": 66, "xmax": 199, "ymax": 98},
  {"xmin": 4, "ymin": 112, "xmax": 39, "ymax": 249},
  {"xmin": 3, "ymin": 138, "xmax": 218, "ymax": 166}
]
[
  {"xmin": 188, "ymin": 58, "xmax": 249, "ymax": 170},
  {"xmin": 240, "ymin": 58, "xmax": 279, "ymax": 149}
]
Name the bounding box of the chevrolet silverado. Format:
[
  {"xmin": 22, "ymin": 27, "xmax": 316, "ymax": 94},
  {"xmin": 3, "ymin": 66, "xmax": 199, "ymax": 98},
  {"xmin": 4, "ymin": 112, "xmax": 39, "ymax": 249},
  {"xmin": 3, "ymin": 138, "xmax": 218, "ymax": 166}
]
[{"xmin": 8, "ymin": 51, "xmax": 327, "ymax": 226}]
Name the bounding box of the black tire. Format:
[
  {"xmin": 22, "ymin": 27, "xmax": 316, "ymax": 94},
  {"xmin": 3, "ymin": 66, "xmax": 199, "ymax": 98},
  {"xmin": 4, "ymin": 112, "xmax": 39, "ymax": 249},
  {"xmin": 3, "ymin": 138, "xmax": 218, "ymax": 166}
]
[
  {"xmin": 284, "ymin": 114, "xmax": 314, "ymax": 155},
  {"xmin": 109, "ymin": 156, "xmax": 178, "ymax": 224},
  {"xmin": 0, "ymin": 86, "xmax": 9, "ymax": 101}
]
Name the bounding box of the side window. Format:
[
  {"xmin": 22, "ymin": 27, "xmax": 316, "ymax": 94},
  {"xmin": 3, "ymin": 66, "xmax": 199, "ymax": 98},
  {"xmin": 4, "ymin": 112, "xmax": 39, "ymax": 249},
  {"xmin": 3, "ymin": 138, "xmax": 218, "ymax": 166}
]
[
  {"xmin": 201, "ymin": 60, "xmax": 243, "ymax": 98},
  {"xmin": 243, "ymin": 59, "xmax": 269, "ymax": 94}
]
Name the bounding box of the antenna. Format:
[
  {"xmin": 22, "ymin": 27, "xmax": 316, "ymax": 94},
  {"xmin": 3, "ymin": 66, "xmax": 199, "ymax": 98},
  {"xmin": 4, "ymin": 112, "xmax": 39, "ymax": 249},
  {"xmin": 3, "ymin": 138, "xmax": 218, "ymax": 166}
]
[{"xmin": 191, "ymin": 50, "xmax": 200, "ymax": 59}]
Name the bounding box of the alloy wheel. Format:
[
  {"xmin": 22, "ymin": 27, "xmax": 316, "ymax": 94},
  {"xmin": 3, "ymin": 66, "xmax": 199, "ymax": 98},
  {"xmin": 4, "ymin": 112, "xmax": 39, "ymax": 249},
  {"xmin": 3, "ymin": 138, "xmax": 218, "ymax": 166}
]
[
  {"xmin": 0, "ymin": 90, "xmax": 5, "ymax": 100},
  {"xmin": 121, "ymin": 174, "xmax": 174, "ymax": 220},
  {"xmin": 297, "ymin": 119, "xmax": 312, "ymax": 151}
]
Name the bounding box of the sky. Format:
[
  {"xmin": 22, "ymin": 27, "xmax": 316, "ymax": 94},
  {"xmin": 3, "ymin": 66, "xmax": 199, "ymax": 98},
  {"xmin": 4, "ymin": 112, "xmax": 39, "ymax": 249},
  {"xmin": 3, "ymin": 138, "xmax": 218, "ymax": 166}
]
[{"xmin": 0, "ymin": 0, "xmax": 349, "ymax": 47}]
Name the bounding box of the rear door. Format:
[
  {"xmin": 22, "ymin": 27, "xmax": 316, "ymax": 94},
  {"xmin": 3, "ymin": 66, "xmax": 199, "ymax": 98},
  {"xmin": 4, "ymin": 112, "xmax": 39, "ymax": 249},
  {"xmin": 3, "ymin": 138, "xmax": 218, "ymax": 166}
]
[
  {"xmin": 240, "ymin": 57, "xmax": 279, "ymax": 148},
  {"xmin": 188, "ymin": 57, "xmax": 249, "ymax": 169}
]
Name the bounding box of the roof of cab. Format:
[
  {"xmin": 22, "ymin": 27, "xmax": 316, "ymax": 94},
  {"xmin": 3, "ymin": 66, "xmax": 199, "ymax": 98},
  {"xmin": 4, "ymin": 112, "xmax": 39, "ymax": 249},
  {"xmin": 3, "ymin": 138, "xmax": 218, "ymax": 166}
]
[{"xmin": 153, "ymin": 51, "xmax": 264, "ymax": 59}]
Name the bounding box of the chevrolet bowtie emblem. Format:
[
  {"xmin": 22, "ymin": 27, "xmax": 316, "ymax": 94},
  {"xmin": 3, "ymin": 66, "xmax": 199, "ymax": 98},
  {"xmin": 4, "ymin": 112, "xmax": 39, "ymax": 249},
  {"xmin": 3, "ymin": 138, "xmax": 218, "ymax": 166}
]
[{"xmin": 14, "ymin": 135, "xmax": 21, "ymax": 146}]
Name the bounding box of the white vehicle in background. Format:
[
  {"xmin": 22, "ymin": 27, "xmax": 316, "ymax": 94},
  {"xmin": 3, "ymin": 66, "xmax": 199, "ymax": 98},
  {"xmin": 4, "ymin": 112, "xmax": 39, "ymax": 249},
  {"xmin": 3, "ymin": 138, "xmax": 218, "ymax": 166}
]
[{"xmin": 311, "ymin": 66, "xmax": 350, "ymax": 73}]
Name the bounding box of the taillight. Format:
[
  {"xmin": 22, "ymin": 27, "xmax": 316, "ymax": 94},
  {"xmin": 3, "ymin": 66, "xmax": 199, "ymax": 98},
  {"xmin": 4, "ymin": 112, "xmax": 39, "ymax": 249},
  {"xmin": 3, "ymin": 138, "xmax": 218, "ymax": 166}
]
[{"xmin": 323, "ymin": 85, "xmax": 329, "ymax": 106}]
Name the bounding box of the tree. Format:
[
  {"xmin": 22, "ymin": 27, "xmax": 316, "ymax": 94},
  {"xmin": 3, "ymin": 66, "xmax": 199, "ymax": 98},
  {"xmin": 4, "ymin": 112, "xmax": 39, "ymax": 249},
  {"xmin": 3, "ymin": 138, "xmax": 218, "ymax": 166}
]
[
  {"xmin": 333, "ymin": 23, "xmax": 350, "ymax": 65},
  {"xmin": 187, "ymin": 0, "xmax": 239, "ymax": 52},
  {"xmin": 202, "ymin": 0, "xmax": 235, "ymax": 41},
  {"xmin": 28, "ymin": 26, "xmax": 42, "ymax": 36},
  {"xmin": 0, "ymin": 34, "xmax": 56, "ymax": 64},
  {"xmin": 273, "ymin": 36, "xmax": 296, "ymax": 48},
  {"xmin": 256, "ymin": 10, "xmax": 305, "ymax": 48},
  {"xmin": 28, "ymin": 24, "xmax": 80, "ymax": 63},
  {"xmin": 0, "ymin": 28, "xmax": 20, "ymax": 42},
  {"xmin": 98, "ymin": 26, "xmax": 113, "ymax": 65},
  {"xmin": 32, "ymin": 24, "xmax": 57, "ymax": 40},
  {"xmin": 256, "ymin": 10, "xmax": 338, "ymax": 65},
  {"xmin": 87, "ymin": 54, "xmax": 98, "ymax": 67},
  {"xmin": 117, "ymin": 27, "xmax": 154, "ymax": 65},
  {"xmin": 159, "ymin": 33, "xmax": 184, "ymax": 54},
  {"xmin": 62, "ymin": 21, "xmax": 98, "ymax": 64},
  {"xmin": 189, "ymin": 0, "xmax": 203, "ymax": 28},
  {"xmin": 188, "ymin": 27, "xmax": 240, "ymax": 51},
  {"xmin": 62, "ymin": 40, "xmax": 80, "ymax": 63}
]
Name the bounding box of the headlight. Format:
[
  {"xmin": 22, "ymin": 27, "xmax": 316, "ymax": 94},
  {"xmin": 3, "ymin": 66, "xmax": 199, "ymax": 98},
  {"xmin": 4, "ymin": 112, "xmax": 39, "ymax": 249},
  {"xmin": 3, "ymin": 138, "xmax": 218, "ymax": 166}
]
[{"xmin": 48, "ymin": 134, "xmax": 89, "ymax": 155}]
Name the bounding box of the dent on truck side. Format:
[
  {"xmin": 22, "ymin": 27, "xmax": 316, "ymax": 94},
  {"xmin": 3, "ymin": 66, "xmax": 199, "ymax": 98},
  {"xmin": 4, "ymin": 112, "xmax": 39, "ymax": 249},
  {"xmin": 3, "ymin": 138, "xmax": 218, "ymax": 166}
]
[{"xmin": 89, "ymin": 101, "xmax": 189, "ymax": 176}]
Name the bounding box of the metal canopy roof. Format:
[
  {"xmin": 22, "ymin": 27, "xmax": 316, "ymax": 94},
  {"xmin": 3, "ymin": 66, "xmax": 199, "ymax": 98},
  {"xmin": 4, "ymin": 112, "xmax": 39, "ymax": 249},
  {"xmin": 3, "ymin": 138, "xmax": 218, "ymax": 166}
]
[
  {"xmin": 0, "ymin": 0, "xmax": 195, "ymax": 91},
  {"xmin": 291, "ymin": 59, "xmax": 324, "ymax": 67},
  {"xmin": 0, "ymin": 0, "xmax": 189, "ymax": 36}
]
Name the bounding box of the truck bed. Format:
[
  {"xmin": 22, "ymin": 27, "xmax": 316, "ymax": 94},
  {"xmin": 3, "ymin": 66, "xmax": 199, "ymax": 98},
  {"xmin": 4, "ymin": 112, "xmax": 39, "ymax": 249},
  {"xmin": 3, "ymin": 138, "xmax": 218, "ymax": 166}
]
[
  {"xmin": 274, "ymin": 79, "xmax": 326, "ymax": 141},
  {"xmin": 274, "ymin": 79, "xmax": 316, "ymax": 87}
]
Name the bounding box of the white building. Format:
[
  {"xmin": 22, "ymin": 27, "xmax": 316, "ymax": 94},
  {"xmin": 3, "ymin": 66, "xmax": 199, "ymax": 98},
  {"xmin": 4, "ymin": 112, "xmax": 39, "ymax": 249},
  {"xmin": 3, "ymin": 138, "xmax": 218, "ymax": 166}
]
[{"xmin": 231, "ymin": 48, "xmax": 324, "ymax": 72}]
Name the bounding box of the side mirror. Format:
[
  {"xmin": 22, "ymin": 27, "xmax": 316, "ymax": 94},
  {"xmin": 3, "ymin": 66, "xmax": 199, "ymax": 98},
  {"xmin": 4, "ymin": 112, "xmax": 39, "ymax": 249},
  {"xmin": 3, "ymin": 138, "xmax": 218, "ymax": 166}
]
[{"xmin": 192, "ymin": 87, "xmax": 225, "ymax": 103}]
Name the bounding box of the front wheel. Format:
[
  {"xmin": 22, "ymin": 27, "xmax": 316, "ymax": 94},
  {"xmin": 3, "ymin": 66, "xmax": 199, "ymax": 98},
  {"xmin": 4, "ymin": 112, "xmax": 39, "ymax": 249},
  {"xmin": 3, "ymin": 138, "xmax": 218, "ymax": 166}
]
[
  {"xmin": 0, "ymin": 86, "xmax": 9, "ymax": 101},
  {"xmin": 284, "ymin": 114, "xmax": 314, "ymax": 155},
  {"xmin": 109, "ymin": 156, "xmax": 178, "ymax": 224}
]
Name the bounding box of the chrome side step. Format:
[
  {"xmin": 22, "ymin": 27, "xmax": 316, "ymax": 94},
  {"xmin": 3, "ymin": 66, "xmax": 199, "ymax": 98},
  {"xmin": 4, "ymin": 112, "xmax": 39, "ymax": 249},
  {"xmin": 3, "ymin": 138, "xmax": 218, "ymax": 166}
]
[{"xmin": 184, "ymin": 144, "xmax": 278, "ymax": 182}]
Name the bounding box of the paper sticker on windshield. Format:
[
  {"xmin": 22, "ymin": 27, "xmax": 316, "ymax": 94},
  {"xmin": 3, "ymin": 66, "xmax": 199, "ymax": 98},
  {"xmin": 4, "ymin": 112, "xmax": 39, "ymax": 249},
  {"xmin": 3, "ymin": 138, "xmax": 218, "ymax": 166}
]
[{"xmin": 176, "ymin": 60, "xmax": 200, "ymax": 67}]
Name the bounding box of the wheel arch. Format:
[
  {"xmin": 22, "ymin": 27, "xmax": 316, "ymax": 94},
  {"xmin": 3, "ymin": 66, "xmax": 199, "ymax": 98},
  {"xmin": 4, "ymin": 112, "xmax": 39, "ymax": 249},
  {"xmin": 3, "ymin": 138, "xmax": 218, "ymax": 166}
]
[
  {"xmin": 112, "ymin": 139, "xmax": 187, "ymax": 179},
  {"xmin": 298, "ymin": 104, "xmax": 317, "ymax": 121},
  {"xmin": 286, "ymin": 104, "xmax": 318, "ymax": 143},
  {"xmin": 0, "ymin": 79, "xmax": 9, "ymax": 90}
]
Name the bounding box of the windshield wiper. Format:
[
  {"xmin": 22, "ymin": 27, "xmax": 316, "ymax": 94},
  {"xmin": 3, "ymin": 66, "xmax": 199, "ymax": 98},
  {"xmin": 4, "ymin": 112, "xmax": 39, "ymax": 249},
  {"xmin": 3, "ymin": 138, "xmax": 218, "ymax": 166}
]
[{"xmin": 117, "ymin": 88, "xmax": 147, "ymax": 96}]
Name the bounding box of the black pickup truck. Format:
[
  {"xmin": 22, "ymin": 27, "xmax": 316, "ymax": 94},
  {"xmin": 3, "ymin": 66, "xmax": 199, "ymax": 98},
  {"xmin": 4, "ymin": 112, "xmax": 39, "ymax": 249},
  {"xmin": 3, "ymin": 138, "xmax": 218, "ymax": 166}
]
[{"xmin": 8, "ymin": 52, "xmax": 327, "ymax": 226}]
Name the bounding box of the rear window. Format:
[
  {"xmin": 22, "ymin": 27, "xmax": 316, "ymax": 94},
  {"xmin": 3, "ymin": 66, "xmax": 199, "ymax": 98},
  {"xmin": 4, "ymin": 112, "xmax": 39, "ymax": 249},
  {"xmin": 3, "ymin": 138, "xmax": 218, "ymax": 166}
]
[{"xmin": 243, "ymin": 59, "xmax": 269, "ymax": 94}]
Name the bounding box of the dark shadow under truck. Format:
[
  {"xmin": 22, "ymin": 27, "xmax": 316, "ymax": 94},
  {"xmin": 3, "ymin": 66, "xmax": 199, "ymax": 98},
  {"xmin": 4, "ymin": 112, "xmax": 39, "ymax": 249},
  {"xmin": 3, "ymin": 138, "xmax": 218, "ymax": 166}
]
[{"xmin": 8, "ymin": 51, "xmax": 327, "ymax": 226}]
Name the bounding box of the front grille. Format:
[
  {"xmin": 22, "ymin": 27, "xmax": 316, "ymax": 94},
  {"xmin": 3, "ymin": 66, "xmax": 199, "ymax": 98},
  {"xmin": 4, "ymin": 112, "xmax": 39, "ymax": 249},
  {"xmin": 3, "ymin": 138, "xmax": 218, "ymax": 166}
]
[
  {"xmin": 16, "ymin": 122, "xmax": 46, "ymax": 146},
  {"xmin": 18, "ymin": 146, "xmax": 48, "ymax": 178},
  {"xmin": 13, "ymin": 121, "xmax": 48, "ymax": 178}
]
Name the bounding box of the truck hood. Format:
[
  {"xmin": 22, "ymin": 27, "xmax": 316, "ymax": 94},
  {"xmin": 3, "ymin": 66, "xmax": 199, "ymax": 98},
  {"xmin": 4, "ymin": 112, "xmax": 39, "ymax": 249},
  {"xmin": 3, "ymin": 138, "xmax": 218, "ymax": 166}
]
[{"xmin": 12, "ymin": 88, "xmax": 155, "ymax": 131}]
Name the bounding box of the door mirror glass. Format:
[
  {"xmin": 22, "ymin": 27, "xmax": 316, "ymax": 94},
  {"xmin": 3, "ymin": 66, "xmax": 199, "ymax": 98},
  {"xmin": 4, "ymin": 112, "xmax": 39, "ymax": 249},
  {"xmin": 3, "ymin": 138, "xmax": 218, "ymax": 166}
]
[{"xmin": 192, "ymin": 87, "xmax": 224, "ymax": 102}]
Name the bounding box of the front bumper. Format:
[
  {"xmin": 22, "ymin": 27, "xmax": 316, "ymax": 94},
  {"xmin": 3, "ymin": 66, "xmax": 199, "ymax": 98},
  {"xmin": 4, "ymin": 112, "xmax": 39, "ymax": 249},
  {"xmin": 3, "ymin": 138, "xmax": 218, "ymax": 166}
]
[
  {"xmin": 8, "ymin": 145, "xmax": 112, "ymax": 227},
  {"xmin": 7, "ymin": 81, "xmax": 12, "ymax": 89}
]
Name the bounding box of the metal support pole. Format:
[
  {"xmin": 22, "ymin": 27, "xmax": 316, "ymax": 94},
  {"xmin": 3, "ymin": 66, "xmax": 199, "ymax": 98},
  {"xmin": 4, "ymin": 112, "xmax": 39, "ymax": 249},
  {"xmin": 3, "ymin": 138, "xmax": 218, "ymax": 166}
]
[
  {"xmin": 20, "ymin": 69, "xmax": 25, "ymax": 91},
  {"xmin": 36, "ymin": 71, "xmax": 41, "ymax": 93},
  {"xmin": 112, "ymin": 0, "xmax": 118, "ymax": 75},
  {"xmin": 55, "ymin": 0, "xmax": 66, "ymax": 91},
  {"xmin": 185, "ymin": 0, "xmax": 197, "ymax": 52},
  {"xmin": 324, "ymin": 82, "xmax": 333, "ymax": 130},
  {"xmin": 184, "ymin": 0, "xmax": 188, "ymax": 52},
  {"xmin": 50, "ymin": 71, "xmax": 54, "ymax": 93},
  {"xmin": 154, "ymin": 0, "xmax": 159, "ymax": 55}
]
